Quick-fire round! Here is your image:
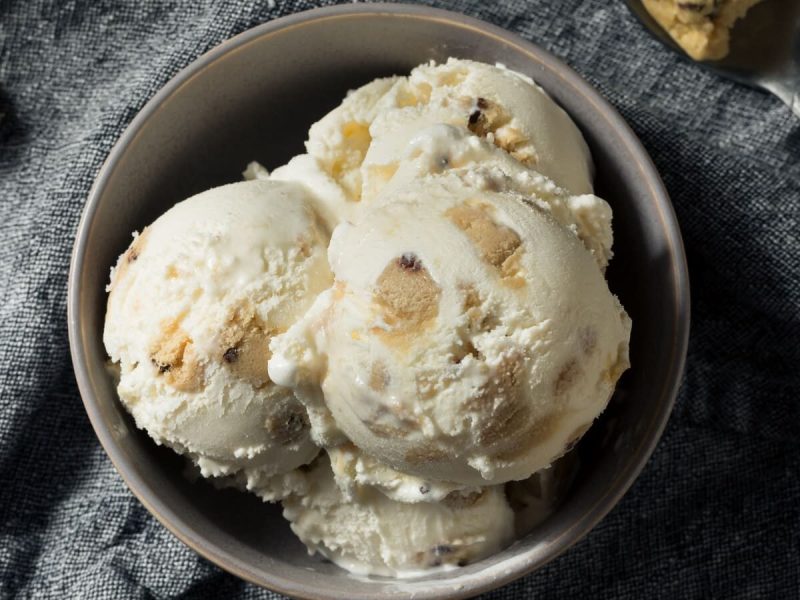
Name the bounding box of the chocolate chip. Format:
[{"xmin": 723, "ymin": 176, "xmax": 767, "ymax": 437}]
[
  {"xmin": 151, "ymin": 359, "xmax": 171, "ymax": 374},
  {"xmin": 476, "ymin": 97, "xmax": 489, "ymax": 109},
  {"xmin": 398, "ymin": 252, "xmax": 423, "ymax": 272},
  {"xmin": 468, "ymin": 109, "xmax": 481, "ymax": 125},
  {"xmin": 286, "ymin": 412, "xmax": 305, "ymax": 435},
  {"xmin": 419, "ymin": 484, "xmax": 430, "ymax": 495},
  {"xmin": 222, "ymin": 347, "xmax": 239, "ymax": 363},
  {"xmin": 269, "ymin": 409, "xmax": 309, "ymax": 445}
]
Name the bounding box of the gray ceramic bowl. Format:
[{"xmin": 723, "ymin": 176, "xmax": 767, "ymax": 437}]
[{"xmin": 68, "ymin": 4, "xmax": 689, "ymax": 599}]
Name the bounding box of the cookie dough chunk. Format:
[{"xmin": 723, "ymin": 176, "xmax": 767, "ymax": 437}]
[{"xmin": 642, "ymin": 0, "xmax": 764, "ymax": 60}]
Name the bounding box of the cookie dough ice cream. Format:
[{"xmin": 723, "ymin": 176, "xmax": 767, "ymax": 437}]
[
  {"xmin": 269, "ymin": 172, "xmax": 631, "ymax": 486},
  {"xmin": 305, "ymin": 58, "xmax": 593, "ymax": 206},
  {"xmin": 283, "ymin": 455, "xmax": 514, "ymax": 577},
  {"xmin": 103, "ymin": 180, "xmax": 331, "ymax": 498},
  {"xmin": 373, "ymin": 123, "xmax": 613, "ymax": 269},
  {"xmin": 103, "ymin": 58, "xmax": 632, "ymax": 577}
]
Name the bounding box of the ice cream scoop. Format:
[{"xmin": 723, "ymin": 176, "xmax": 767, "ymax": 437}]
[
  {"xmin": 104, "ymin": 180, "xmax": 331, "ymax": 496},
  {"xmin": 269, "ymin": 172, "xmax": 631, "ymax": 486},
  {"xmin": 626, "ymin": 0, "xmax": 800, "ymax": 117},
  {"xmin": 639, "ymin": 0, "xmax": 764, "ymax": 61},
  {"xmin": 373, "ymin": 123, "xmax": 613, "ymax": 269},
  {"xmin": 361, "ymin": 58, "xmax": 594, "ymax": 198},
  {"xmin": 282, "ymin": 455, "xmax": 514, "ymax": 577},
  {"xmin": 305, "ymin": 58, "xmax": 594, "ymax": 204}
]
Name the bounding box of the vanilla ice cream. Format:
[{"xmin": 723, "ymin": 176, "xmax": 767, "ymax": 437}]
[
  {"xmin": 283, "ymin": 455, "xmax": 514, "ymax": 577},
  {"xmin": 306, "ymin": 76, "xmax": 401, "ymax": 201},
  {"xmin": 187, "ymin": 462, "xmax": 312, "ymax": 503},
  {"xmin": 327, "ymin": 443, "xmax": 478, "ymax": 504},
  {"xmin": 269, "ymin": 172, "xmax": 631, "ymax": 486},
  {"xmin": 270, "ymin": 153, "xmax": 354, "ymax": 229},
  {"xmin": 373, "ymin": 123, "xmax": 613, "ymax": 268},
  {"xmin": 104, "ymin": 180, "xmax": 331, "ymax": 493},
  {"xmin": 306, "ymin": 58, "xmax": 593, "ymax": 204}
]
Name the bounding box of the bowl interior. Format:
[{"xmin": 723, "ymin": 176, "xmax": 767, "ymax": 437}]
[{"xmin": 70, "ymin": 6, "xmax": 688, "ymax": 599}]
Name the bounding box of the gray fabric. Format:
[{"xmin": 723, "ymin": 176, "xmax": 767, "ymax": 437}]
[{"xmin": 1, "ymin": 0, "xmax": 798, "ymax": 598}]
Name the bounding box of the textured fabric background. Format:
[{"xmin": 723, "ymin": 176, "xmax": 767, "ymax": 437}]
[{"xmin": 1, "ymin": 0, "xmax": 798, "ymax": 598}]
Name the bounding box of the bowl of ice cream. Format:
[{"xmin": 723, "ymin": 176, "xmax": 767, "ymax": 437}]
[{"xmin": 68, "ymin": 4, "xmax": 689, "ymax": 599}]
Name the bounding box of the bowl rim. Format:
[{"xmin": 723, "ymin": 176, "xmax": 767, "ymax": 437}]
[{"xmin": 68, "ymin": 3, "xmax": 690, "ymax": 599}]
